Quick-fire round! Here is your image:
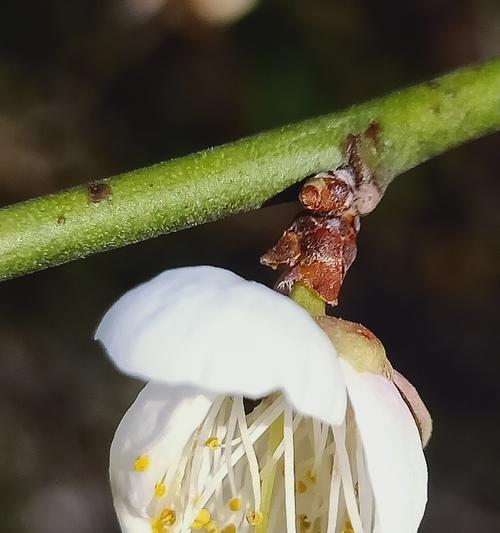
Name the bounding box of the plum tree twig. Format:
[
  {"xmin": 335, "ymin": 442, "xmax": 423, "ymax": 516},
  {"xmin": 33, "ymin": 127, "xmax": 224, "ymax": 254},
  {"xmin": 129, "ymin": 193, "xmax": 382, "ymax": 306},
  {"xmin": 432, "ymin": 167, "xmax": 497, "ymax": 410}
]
[{"xmin": 0, "ymin": 58, "xmax": 499, "ymax": 281}]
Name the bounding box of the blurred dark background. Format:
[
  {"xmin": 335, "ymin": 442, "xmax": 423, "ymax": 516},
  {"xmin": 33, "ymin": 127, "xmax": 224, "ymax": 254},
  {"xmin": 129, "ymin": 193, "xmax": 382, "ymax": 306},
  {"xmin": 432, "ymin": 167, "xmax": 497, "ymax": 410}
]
[{"xmin": 0, "ymin": 0, "xmax": 499, "ymax": 531}]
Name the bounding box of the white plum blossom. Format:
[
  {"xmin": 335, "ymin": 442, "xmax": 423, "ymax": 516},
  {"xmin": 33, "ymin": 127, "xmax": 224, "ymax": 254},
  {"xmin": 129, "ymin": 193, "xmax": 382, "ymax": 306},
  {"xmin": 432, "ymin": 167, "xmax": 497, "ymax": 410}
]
[{"xmin": 95, "ymin": 266, "xmax": 429, "ymax": 533}]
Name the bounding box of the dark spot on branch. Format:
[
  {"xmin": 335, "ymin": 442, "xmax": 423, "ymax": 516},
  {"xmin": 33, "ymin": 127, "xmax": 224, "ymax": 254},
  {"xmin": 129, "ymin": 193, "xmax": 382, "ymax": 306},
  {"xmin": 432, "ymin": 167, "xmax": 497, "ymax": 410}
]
[
  {"xmin": 365, "ymin": 122, "xmax": 382, "ymax": 148},
  {"xmin": 431, "ymin": 104, "xmax": 441, "ymax": 115},
  {"xmin": 87, "ymin": 181, "xmax": 112, "ymax": 203},
  {"xmin": 56, "ymin": 215, "xmax": 66, "ymax": 225},
  {"xmin": 344, "ymin": 133, "xmax": 362, "ymax": 184}
]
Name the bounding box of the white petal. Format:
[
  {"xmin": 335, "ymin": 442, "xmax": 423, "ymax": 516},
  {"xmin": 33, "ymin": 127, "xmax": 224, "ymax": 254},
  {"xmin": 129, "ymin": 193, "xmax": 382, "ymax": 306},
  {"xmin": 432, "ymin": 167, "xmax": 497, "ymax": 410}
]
[
  {"xmin": 392, "ymin": 369, "xmax": 433, "ymax": 448},
  {"xmin": 96, "ymin": 266, "xmax": 346, "ymax": 426},
  {"xmin": 339, "ymin": 359, "xmax": 427, "ymax": 533},
  {"xmin": 112, "ymin": 500, "xmax": 151, "ymax": 533},
  {"xmin": 110, "ymin": 382, "xmax": 216, "ymax": 530}
]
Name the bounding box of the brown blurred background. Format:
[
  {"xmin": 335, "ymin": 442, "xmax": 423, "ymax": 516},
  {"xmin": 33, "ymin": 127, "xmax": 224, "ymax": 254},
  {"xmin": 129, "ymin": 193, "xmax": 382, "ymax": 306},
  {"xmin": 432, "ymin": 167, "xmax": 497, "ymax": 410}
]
[{"xmin": 0, "ymin": 1, "xmax": 499, "ymax": 531}]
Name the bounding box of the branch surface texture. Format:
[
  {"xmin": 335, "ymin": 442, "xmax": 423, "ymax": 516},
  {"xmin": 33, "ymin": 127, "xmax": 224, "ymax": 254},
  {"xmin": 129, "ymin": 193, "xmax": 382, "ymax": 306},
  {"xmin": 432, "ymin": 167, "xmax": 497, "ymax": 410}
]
[{"xmin": 1, "ymin": 59, "xmax": 499, "ymax": 280}]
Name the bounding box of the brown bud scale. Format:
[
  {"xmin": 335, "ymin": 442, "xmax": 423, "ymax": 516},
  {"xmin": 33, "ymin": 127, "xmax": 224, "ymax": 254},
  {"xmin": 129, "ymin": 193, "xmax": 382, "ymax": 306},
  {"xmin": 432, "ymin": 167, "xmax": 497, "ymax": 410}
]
[{"xmin": 261, "ymin": 214, "xmax": 359, "ymax": 305}]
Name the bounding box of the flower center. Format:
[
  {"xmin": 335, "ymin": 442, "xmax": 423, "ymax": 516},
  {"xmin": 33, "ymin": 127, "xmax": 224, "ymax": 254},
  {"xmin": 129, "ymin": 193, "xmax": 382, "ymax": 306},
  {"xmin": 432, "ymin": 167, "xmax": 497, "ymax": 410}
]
[{"xmin": 136, "ymin": 395, "xmax": 374, "ymax": 533}]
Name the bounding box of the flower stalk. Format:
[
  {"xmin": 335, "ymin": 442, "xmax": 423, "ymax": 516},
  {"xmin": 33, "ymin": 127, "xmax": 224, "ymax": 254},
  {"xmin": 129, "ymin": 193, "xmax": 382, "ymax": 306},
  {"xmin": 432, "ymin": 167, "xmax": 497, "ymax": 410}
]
[
  {"xmin": 289, "ymin": 283, "xmax": 326, "ymax": 317},
  {"xmin": 1, "ymin": 59, "xmax": 499, "ymax": 281}
]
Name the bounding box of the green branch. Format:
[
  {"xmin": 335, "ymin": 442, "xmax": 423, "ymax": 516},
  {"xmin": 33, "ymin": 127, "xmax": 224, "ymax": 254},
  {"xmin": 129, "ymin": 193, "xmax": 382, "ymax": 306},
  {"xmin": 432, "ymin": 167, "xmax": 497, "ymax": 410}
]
[{"xmin": 0, "ymin": 59, "xmax": 499, "ymax": 281}]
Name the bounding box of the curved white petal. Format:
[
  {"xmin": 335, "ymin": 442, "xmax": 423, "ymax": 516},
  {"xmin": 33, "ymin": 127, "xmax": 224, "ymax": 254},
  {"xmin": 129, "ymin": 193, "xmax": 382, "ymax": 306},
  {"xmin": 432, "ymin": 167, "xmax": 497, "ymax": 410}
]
[
  {"xmin": 339, "ymin": 359, "xmax": 427, "ymax": 533},
  {"xmin": 113, "ymin": 500, "xmax": 151, "ymax": 533},
  {"xmin": 392, "ymin": 369, "xmax": 433, "ymax": 448},
  {"xmin": 110, "ymin": 382, "xmax": 216, "ymax": 531},
  {"xmin": 96, "ymin": 266, "xmax": 346, "ymax": 426}
]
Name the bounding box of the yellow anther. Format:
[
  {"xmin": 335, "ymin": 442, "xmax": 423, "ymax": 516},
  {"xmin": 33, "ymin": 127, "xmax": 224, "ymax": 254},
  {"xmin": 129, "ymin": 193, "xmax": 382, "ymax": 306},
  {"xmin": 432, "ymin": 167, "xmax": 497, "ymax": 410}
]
[
  {"xmin": 159, "ymin": 508, "xmax": 176, "ymax": 526},
  {"xmin": 204, "ymin": 436, "xmax": 221, "ymax": 449},
  {"xmin": 134, "ymin": 454, "xmax": 151, "ymax": 472},
  {"xmin": 221, "ymin": 524, "xmax": 237, "ymax": 533},
  {"xmin": 191, "ymin": 508, "xmax": 211, "ymax": 529},
  {"xmin": 342, "ymin": 518, "xmax": 354, "ymax": 533},
  {"xmin": 154, "ymin": 481, "xmax": 167, "ymax": 497},
  {"xmin": 246, "ymin": 511, "xmax": 264, "ymax": 527},
  {"xmin": 298, "ymin": 514, "xmax": 312, "ymax": 531},
  {"xmin": 305, "ymin": 469, "xmax": 316, "ymax": 483},
  {"xmin": 150, "ymin": 518, "xmax": 168, "ymax": 533},
  {"xmin": 228, "ymin": 498, "xmax": 241, "ymax": 512},
  {"xmin": 206, "ymin": 521, "xmax": 219, "ymax": 533},
  {"xmin": 296, "ymin": 480, "xmax": 308, "ymax": 493}
]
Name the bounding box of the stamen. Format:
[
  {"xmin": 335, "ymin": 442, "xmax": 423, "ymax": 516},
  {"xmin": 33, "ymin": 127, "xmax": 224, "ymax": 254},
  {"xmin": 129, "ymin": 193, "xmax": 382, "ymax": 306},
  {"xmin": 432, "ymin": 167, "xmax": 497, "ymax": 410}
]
[
  {"xmin": 236, "ymin": 397, "xmax": 262, "ymax": 512},
  {"xmin": 224, "ymin": 399, "xmax": 239, "ymax": 496},
  {"xmin": 296, "ymin": 480, "xmax": 307, "ymax": 494},
  {"xmin": 228, "ymin": 498, "xmax": 241, "ymax": 512},
  {"xmin": 205, "ymin": 436, "xmax": 221, "ymax": 449},
  {"xmin": 305, "ymin": 470, "xmax": 316, "ymax": 483},
  {"xmin": 191, "ymin": 508, "xmax": 212, "ymax": 530},
  {"xmin": 150, "ymin": 518, "xmax": 166, "ymax": 533},
  {"xmin": 226, "ymin": 396, "xmax": 286, "ymax": 448},
  {"xmin": 332, "ymin": 424, "xmax": 363, "ymax": 533},
  {"xmin": 283, "ymin": 406, "xmax": 297, "ymax": 533},
  {"xmin": 326, "ymin": 452, "xmax": 341, "ymax": 533},
  {"xmin": 246, "ymin": 511, "xmax": 264, "ymax": 526},
  {"xmin": 154, "ymin": 481, "xmax": 166, "ymax": 497},
  {"xmin": 195, "ymin": 405, "xmax": 284, "ymax": 513},
  {"xmin": 342, "ymin": 518, "xmax": 355, "ymax": 533},
  {"xmin": 298, "ymin": 514, "xmax": 312, "ymax": 532},
  {"xmin": 185, "ymin": 397, "xmax": 286, "ymax": 532},
  {"xmin": 143, "ymin": 393, "xmax": 375, "ymax": 533},
  {"xmin": 268, "ymin": 415, "xmax": 303, "ymax": 465},
  {"xmin": 184, "ymin": 398, "xmax": 225, "ymax": 526},
  {"xmin": 312, "ymin": 419, "xmax": 329, "ymax": 475},
  {"xmin": 159, "ymin": 508, "xmax": 176, "ymax": 526},
  {"xmin": 133, "ymin": 454, "xmax": 150, "ymax": 472},
  {"xmin": 206, "ymin": 520, "xmax": 219, "ymax": 533}
]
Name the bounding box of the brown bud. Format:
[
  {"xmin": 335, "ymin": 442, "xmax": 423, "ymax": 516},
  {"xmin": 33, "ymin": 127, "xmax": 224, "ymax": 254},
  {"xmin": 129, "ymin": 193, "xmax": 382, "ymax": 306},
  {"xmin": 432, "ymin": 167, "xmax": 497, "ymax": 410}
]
[
  {"xmin": 260, "ymin": 229, "xmax": 301, "ymax": 269},
  {"xmin": 261, "ymin": 214, "xmax": 359, "ymax": 305},
  {"xmin": 299, "ymin": 170, "xmax": 356, "ymax": 216}
]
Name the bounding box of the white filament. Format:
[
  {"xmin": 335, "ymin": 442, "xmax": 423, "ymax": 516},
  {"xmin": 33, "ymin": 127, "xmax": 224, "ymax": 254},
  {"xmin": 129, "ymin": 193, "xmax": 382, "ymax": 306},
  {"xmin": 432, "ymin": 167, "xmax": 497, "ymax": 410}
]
[
  {"xmin": 332, "ymin": 423, "xmax": 364, "ymax": 533},
  {"xmin": 284, "ymin": 405, "xmax": 297, "ymax": 533},
  {"xmin": 236, "ymin": 397, "xmax": 262, "ymax": 511},
  {"xmin": 134, "ymin": 394, "xmax": 375, "ymax": 533}
]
